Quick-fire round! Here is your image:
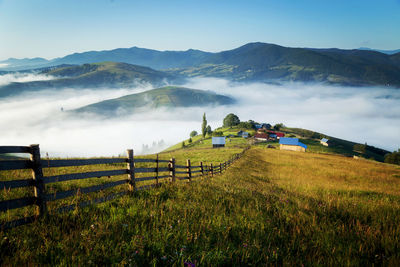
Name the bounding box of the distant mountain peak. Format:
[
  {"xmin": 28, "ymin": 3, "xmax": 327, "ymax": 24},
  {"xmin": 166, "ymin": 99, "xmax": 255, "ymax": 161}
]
[{"xmin": 358, "ymin": 47, "xmax": 400, "ymax": 55}]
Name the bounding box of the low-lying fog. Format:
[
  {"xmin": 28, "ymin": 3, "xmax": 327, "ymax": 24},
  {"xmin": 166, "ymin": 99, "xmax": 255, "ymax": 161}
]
[{"xmin": 0, "ymin": 73, "xmax": 399, "ymax": 157}]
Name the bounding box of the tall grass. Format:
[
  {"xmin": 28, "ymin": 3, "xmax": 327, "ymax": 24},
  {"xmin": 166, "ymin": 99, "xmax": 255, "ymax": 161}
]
[{"xmin": 1, "ymin": 147, "xmax": 400, "ymax": 265}]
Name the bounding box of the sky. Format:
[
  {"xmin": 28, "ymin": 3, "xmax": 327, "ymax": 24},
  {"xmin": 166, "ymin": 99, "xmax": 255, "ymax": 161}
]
[{"xmin": 1, "ymin": 0, "xmax": 400, "ymax": 60}]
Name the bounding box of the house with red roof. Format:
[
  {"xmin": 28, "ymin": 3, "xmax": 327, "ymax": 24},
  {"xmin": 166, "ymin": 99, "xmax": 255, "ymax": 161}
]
[{"xmin": 254, "ymin": 133, "xmax": 269, "ymax": 142}]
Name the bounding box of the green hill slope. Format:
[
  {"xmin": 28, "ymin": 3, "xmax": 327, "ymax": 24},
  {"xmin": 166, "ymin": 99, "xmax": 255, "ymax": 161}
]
[
  {"xmin": 74, "ymin": 86, "xmax": 235, "ymax": 115},
  {"xmin": 0, "ymin": 62, "xmax": 177, "ymax": 98}
]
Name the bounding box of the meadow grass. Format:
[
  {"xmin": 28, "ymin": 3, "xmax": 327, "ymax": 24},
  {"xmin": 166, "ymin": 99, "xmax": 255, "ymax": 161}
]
[{"xmin": 1, "ymin": 147, "xmax": 400, "ymax": 265}]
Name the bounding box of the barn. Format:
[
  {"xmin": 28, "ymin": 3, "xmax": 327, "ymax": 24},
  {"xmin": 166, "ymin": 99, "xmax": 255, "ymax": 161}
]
[
  {"xmin": 212, "ymin": 137, "xmax": 226, "ymax": 148},
  {"xmin": 279, "ymin": 137, "xmax": 307, "ymax": 152}
]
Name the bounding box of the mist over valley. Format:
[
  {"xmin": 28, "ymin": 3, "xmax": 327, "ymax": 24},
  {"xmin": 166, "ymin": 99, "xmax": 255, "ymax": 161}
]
[{"xmin": 0, "ymin": 71, "xmax": 398, "ymax": 157}]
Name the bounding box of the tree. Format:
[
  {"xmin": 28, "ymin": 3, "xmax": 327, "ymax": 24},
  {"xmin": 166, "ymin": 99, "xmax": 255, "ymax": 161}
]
[
  {"xmin": 384, "ymin": 149, "xmax": 400, "ymax": 165},
  {"xmin": 188, "ymin": 137, "xmax": 192, "ymax": 143},
  {"xmin": 273, "ymin": 123, "xmax": 284, "ymax": 131},
  {"xmin": 353, "ymin": 144, "xmax": 367, "ymax": 154},
  {"xmin": 237, "ymin": 121, "xmax": 253, "ymax": 129},
  {"xmin": 202, "ymin": 113, "xmax": 207, "ymax": 138},
  {"xmin": 181, "ymin": 141, "xmax": 185, "ymax": 148},
  {"xmin": 223, "ymin": 113, "xmax": 240, "ymax": 127},
  {"xmin": 190, "ymin": 130, "xmax": 198, "ymax": 137},
  {"xmin": 206, "ymin": 125, "xmax": 212, "ymax": 135}
]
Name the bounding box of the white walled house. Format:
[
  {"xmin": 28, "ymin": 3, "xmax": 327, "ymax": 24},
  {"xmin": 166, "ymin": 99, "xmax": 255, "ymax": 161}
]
[{"xmin": 212, "ymin": 137, "xmax": 226, "ymax": 148}]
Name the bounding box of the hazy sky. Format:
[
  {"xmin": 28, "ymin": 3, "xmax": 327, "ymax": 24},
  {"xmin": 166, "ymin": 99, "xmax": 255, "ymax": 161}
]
[{"xmin": 1, "ymin": 0, "xmax": 399, "ymax": 60}]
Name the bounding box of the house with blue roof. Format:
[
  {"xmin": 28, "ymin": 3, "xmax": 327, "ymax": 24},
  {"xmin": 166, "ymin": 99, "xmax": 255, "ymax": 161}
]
[
  {"xmin": 279, "ymin": 137, "xmax": 307, "ymax": 152},
  {"xmin": 255, "ymin": 123, "xmax": 271, "ymax": 130}
]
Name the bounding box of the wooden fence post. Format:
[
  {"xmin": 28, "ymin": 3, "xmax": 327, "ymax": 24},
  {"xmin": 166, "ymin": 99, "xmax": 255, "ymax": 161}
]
[
  {"xmin": 169, "ymin": 158, "xmax": 176, "ymax": 183},
  {"xmin": 187, "ymin": 159, "xmax": 191, "ymax": 181},
  {"xmin": 220, "ymin": 163, "xmax": 222, "ymax": 174},
  {"xmin": 210, "ymin": 163, "xmax": 213, "ymax": 177},
  {"xmin": 30, "ymin": 144, "xmax": 47, "ymax": 217},
  {"xmin": 127, "ymin": 149, "xmax": 136, "ymax": 192},
  {"xmin": 200, "ymin": 162, "xmax": 204, "ymax": 176},
  {"xmin": 156, "ymin": 154, "xmax": 159, "ymax": 186}
]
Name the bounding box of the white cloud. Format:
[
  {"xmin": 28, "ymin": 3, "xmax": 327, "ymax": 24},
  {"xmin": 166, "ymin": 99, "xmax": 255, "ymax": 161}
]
[
  {"xmin": 0, "ymin": 72, "xmax": 55, "ymax": 86},
  {"xmin": 0, "ymin": 75, "xmax": 399, "ymax": 157}
]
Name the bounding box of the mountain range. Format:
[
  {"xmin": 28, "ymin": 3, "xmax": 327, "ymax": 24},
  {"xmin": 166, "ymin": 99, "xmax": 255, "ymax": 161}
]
[
  {"xmin": 0, "ymin": 62, "xmax": 177, "ymax": 98},
  {"xmin": 1, "ymin": 42, "xmax": 400, "ymax": 88}
]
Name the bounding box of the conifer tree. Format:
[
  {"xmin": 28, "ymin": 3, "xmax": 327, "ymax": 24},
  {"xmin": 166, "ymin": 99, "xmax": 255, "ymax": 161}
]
[{"xmin": 202, "ymin": 113, "xmax": 207, "ymax": 138}]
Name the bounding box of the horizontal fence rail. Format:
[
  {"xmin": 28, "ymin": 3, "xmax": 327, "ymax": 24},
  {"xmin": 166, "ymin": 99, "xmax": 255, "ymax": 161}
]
[{"xmin": 0, "ymin": 144, "xmax": 250, "ymax": 230}]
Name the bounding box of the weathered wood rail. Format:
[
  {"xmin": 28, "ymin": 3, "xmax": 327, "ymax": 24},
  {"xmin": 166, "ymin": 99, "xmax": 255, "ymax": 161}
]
[{"xmin": 0, "ymin": 144, "xmax": 249, "ymax": 230}]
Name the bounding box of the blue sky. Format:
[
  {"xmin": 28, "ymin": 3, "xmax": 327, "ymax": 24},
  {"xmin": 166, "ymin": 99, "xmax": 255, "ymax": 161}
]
[{"xmin": 0, "ymin": 0, "xmax": 399, "ymax": 60}]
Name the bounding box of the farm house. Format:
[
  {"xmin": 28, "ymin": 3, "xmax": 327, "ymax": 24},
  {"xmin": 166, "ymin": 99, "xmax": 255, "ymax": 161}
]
[
  {"xmin": 212, "ymin": 137, "xmax": 226, "ymax": 148},
  {"xmin": 268, "ymin": 131, "xmax": 285, "ymax": 139},
  {"xmin": 279, "ymin": 137, "xmax": 307, "ymax": 152},
  {"xmin": 254, "ymin": 133, "xmax": 269, "ymax": 142},
  {"xmin": 237, "ymin": 130, "xmax": 249, "ymax": 138},
  {"xmin": 320, "ymin": 138, "xmax": 330, "ymax": 146}
]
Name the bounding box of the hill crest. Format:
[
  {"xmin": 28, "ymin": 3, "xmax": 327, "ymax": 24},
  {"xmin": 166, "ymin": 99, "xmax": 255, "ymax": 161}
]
[{"xmin": 73, "ymin": 86, "xmax": 235, "ymax": 115}]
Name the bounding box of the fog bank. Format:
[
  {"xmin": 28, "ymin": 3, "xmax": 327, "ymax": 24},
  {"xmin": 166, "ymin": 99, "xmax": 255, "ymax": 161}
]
[
  {"xmin": 0, "ymin": 74, "xmax": 399, "ymax": 157},
  {"xmin": 0, "ymin": 72, "xmax": 54, "ymax": 86}
]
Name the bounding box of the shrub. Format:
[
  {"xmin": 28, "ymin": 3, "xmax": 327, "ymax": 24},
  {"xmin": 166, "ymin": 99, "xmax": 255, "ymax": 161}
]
[{"xmin": 190, "ymin": 131, "xmax": 198, "ymax": 137}]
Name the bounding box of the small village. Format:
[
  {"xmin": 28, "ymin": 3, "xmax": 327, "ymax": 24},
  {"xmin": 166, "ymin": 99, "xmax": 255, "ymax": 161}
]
[{"xmin": 212, "ymin": 122, "xmax": 310, "ymax": 153}]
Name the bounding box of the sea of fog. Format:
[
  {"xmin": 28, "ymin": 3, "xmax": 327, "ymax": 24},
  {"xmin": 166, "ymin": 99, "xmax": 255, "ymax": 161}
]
[{"xmin": 0, "ymin": 73, "xmax": 399, "ymax": 157}]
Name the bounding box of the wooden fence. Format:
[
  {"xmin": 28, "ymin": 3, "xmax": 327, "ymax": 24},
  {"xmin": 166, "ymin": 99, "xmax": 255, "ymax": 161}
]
[{"xmin": 0, "ymin": 144, "xmax": 249, "ymax": 230}]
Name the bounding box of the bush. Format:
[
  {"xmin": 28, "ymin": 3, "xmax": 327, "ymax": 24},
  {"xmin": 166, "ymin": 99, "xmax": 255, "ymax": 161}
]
[{"xmin": 190, "ymin": 131, "xmax": 198, "ymax": 137}]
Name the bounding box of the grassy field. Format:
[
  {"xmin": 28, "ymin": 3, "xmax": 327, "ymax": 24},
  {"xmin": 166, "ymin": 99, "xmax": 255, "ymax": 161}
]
[
  {"xmin": 0, "ymin": 143, "xmax": 244, "ymax": 223},
  {"xmin": 1, "ymin": 146, "xmax": 400, "ymax": 265}
]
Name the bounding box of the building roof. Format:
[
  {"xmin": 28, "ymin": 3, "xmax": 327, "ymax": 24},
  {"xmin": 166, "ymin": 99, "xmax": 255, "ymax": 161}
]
[
  {"xmin": 254, "ymin": 133, "xmax": 268, "ymax": 139},
  {"xmin": 268, "ymin": 131, "xmax": 284, "ymax": 137},
  {"xmin": 321, "ymin": 138, "xmax": 329, "ymax": 143},
  {"xmin": 279, "ymin": 137, "xmax": 307, "ymax": 149},
  {"xmin": 212, "ymin": 136, "xmax": 226, "ymax": 145}
]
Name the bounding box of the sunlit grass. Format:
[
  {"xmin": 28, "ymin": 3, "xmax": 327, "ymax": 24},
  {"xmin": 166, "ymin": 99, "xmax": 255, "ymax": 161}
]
[{"xmin": 1, "ymin": 147, "xmax": 400, "ymax": 265}]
